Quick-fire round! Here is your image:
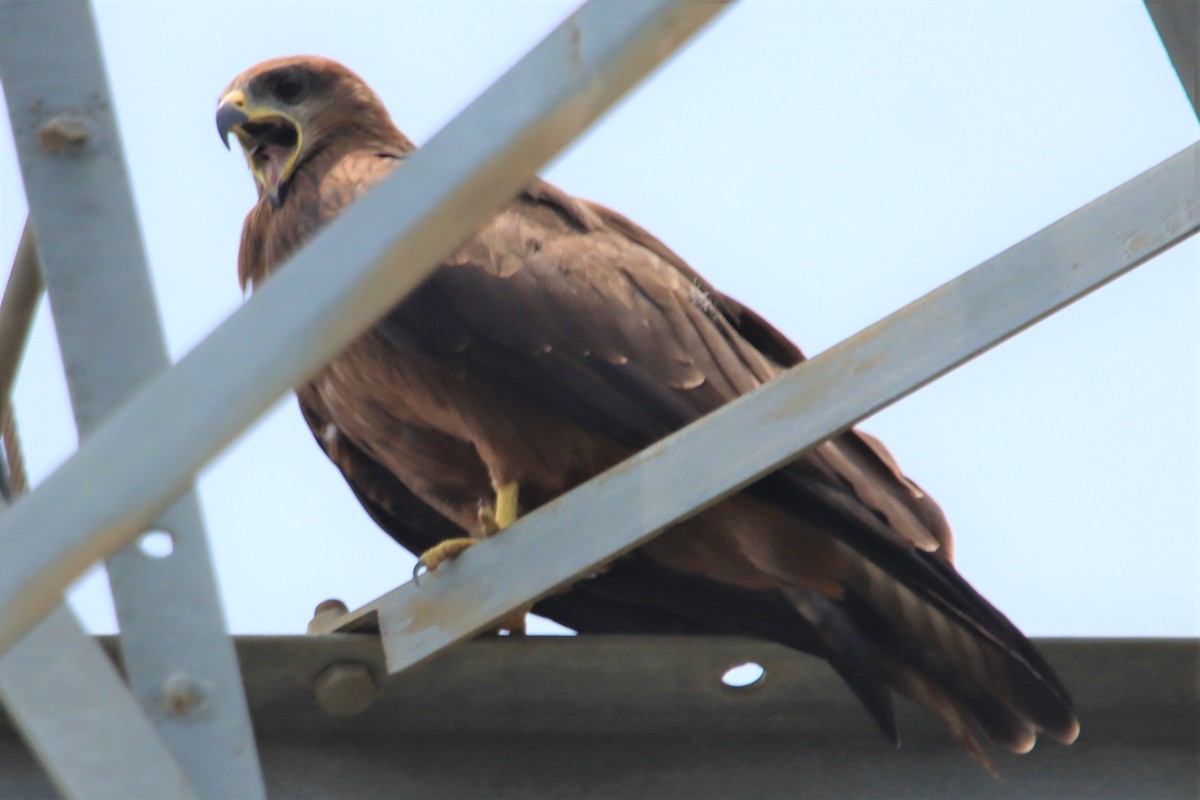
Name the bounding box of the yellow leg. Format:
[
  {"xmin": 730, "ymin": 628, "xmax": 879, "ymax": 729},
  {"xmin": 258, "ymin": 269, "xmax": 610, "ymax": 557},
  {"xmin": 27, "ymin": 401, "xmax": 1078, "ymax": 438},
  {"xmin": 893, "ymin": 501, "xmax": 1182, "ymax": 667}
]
[
  {"xmin": 416, "ymin": 481, "xmax": 528, "ymax": 635},
  {"xmin": 415, "ymin": 481, "xmax": 521, "ymax": 581},
  {"xmin": 479, "ymin": 480, "xmax": 519, "ymax": 534},
  {"xmin": 488, "ymin": 481, "xmax": 528, "ymax": 634}
]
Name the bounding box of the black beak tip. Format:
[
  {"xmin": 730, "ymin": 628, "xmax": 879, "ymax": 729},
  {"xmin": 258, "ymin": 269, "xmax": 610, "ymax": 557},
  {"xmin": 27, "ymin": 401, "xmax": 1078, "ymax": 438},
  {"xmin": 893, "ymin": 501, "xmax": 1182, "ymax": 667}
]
[{"xmin": 215, "ymin": 103, "xmax": 249, "ymax": 150}]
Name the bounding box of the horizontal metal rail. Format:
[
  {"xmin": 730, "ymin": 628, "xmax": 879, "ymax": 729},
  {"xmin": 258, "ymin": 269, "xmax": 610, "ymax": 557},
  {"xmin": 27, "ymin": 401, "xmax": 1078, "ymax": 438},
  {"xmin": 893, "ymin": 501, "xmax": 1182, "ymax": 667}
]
[
  {"xmin": 315, "ymin": 142, "xmax": 1200, "ymax": 675},
  {"xmin": 0, "ymin": 0, "xmax": 729, "ymax": 656},
  {"xmin": 5, "ymin": 637, "xmax": 1197, "ymax": 799}
]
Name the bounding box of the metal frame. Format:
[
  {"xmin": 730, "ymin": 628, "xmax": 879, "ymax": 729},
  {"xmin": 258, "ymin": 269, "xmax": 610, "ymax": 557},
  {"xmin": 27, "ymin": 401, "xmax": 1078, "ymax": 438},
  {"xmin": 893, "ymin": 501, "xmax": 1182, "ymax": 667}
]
[
  {"xmin": 0, "ymin": 0, "xmax": 1195, "ymax": 796},
  {"xmin": 0, "ymin": 608, "xmax": 198, "ymax": 799},
  {"xmin": 0, "ymin": 5, "xmax": 263, "ymax": 796},
  {"xmin": 4, "ymin": 636, "xmax": 1197, "ymax": 799}
]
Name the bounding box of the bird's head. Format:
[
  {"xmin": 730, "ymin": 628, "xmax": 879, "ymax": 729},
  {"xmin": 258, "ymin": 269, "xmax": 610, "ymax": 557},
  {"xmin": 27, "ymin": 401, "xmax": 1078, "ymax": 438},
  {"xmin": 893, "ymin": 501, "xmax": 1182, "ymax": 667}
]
[{"xmin": 216, "ymin": 55, "xmax": 402, "ymax": 208}]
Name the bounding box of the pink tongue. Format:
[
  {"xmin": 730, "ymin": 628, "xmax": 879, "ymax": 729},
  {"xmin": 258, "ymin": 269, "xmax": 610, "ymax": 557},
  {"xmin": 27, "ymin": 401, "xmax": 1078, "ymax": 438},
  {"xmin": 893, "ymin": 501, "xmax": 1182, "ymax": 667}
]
[{"xmin": 259, "ymin": 143, "xmax": 289, "ymax": 187}]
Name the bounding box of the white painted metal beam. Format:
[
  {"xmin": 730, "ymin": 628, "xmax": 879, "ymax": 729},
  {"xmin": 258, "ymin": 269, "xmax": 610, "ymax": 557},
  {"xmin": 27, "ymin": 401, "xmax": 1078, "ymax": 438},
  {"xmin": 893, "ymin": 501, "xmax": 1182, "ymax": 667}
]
[
  {"xmin": 0, "ymin": 608, "xmax": 198, "ymax": 800},
  {"xmin": 0, "ymin": 3, "xmax": 266, "ymax": 795},
  {"xmin": 0, "ymin": 229, "xmax": 197, "ymax": 800}
]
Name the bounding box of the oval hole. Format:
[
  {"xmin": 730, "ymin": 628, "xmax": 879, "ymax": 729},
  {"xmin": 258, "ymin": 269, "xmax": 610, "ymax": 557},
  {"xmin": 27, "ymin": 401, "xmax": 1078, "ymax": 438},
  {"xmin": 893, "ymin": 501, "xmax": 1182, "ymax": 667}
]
[
  {"xmin": 721, "ymin": 661, "xmax": 765, "ymax": 689},
  {"xmin": 138, "ymin": 530, "xmax": 175, "ymax": 559}
]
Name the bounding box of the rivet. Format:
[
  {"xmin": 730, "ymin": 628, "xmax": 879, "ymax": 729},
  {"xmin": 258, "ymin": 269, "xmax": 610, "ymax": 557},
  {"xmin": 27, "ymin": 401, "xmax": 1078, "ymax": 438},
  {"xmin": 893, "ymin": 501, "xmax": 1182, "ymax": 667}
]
[{"xmin": 160, "ymin": 671, "xmax": 211, "ymax": 718}]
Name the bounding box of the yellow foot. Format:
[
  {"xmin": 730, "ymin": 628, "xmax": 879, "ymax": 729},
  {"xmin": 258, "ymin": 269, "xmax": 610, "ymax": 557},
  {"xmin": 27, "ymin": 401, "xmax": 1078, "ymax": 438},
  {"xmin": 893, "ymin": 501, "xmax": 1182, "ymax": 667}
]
[
  {"xmin": 478, "ymin": 480, "xmax": 520, "ymax": 535},
  {"xmin": 413, "ymin": 537, "xmax": 477, "ymax": 583},
  {"xmin": 418, "ymin": 482, "xmax": 529, "ymax": 632}
]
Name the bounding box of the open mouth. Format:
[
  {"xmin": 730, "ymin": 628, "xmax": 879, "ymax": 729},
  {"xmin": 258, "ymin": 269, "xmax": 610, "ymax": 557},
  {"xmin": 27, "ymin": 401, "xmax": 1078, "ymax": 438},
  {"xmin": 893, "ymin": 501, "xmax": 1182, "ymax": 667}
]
[
  {"xmin": 242, "ymin": 120, "xmax": 298, "ymax": 148},
  {"xmin": 240, "ymin": 119, "xmax": 299, "ymax": 197}
]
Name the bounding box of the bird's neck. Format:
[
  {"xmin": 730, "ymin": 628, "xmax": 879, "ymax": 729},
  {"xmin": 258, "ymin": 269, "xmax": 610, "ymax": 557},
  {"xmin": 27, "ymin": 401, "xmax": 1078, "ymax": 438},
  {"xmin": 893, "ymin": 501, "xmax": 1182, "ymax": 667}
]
[{"xmin": 238, "ymin": 137, "xmax": 410, "ymax": 291}]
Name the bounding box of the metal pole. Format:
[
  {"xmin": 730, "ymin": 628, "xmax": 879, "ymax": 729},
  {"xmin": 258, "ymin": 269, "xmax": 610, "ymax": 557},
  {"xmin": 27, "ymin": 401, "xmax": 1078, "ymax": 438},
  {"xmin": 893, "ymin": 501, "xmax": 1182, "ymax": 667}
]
[
  {"xmin": 0, "ymin": 0, "xmax": 730, "ymax": 655},
  {"xmin": 0, "ymin": 3, "xmax": 263, "ymax": 796}
]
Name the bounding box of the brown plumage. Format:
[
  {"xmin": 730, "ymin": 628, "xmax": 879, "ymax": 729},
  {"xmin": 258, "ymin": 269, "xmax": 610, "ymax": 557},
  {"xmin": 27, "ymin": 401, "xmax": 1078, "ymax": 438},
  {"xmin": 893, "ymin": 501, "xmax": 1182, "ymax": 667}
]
[{"xmin": 218, "ymin": 55, "xmax": 1079, "ymax": 766}]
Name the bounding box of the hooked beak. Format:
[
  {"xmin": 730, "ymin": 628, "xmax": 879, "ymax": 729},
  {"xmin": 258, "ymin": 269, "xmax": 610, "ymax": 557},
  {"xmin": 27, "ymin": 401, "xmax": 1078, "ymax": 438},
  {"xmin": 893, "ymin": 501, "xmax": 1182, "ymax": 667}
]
[
  {"xmin": 216, "ymin": 91, "xmax": 250, "ymax": 150},
  {"xmin": 216, "ymin": 88, "xmax": 303, "ymax": 209}
]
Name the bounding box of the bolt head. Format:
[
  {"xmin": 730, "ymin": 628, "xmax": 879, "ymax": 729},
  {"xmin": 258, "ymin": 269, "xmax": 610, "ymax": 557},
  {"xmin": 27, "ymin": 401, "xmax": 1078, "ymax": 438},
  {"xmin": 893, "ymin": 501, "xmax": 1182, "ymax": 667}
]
[{"xmin": 313, "ymin": 661, "xmax": 380, "ymax": 717}]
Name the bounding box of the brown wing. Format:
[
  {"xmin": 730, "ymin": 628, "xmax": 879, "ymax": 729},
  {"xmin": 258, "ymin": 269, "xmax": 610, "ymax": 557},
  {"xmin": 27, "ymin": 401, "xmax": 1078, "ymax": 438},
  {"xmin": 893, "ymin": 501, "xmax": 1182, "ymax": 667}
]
[
  {"xmin": 297, "ymin": 385, "xmax": 855, "ymax": 650},
  {"xmin": 370, "ymin": 178, "xmax": 1077, "ymax": 757},
  {"xmin": 249, "ymin": 139, "xmax": 1074, "ymax": 759}
]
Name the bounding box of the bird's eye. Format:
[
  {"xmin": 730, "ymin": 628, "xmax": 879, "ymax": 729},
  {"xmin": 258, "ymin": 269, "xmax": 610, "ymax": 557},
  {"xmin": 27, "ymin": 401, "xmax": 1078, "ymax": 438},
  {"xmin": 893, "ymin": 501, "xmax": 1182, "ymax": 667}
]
[{"xmin": 273, "ymin": 72, "xmax": 306, "ymax": 104}]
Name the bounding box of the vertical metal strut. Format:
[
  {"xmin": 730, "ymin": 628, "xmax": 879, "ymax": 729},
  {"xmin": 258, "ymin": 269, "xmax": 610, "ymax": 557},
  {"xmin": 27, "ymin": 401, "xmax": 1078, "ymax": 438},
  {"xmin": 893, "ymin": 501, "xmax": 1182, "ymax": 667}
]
[
  {"xmin": 0, "ymin": 225, "xmax": 197, "ymax": 799},
  {"xmin": 0, "ymin": 2, "xmax": 264, "ymax": 797}
]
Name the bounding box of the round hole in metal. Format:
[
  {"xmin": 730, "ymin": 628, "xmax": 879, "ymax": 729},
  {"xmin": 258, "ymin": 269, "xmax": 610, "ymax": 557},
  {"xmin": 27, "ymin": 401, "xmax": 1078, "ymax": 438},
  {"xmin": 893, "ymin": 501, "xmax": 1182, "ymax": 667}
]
[
  {"xmin": 138, "ymin": 529, "xmax": 175, "ymax": 559},
  {"xmin": 721, "ymin": 661, "xmax": 765, "ymax": 689}
]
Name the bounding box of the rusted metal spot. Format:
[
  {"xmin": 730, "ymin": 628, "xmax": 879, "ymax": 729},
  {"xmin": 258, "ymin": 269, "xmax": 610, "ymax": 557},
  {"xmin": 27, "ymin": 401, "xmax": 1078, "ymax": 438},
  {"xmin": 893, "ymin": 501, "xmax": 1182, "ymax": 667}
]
[
  {"xmin": 1124, "ymin": 231, "xmax": 1152, "ymax": 258},
  {"xmin": 568, "ymin": 17, "xmax": 583, "ymax": 68},
  {"xmin": 159, "ymin": 671, "xmax": 211, "ymax": 718},
  {"xmin": 37, "ymin": 115, "xmax": 92, "ymax": 155}
]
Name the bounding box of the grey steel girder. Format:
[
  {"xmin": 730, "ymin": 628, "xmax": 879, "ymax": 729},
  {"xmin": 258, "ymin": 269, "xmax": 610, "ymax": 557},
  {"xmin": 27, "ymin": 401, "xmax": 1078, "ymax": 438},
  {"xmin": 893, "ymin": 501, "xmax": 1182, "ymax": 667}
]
[{"xmin": 3, "ymin": 636, "xmax": 1196, "ymax": 799}]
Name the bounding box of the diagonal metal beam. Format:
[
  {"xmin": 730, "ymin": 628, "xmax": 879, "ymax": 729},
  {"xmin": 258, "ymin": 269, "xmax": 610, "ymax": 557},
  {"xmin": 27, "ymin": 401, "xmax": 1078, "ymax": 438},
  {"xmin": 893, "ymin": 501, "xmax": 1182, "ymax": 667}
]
[
  {"xmin": 0, "ymin": 2, "xmax": 263, "ymax": 796},
  {"xmin": 1145, "ymin": 0, "xmax": 1198, "ymax": 118},
  {"xmin": 313, "ymin": 143, "xmax": 1200, "ymax": 674},
  {"xmin": 0, "ymin": 226, "xmax": 197, "ymax": 800},
  {"xmin": 0, "ymin": 608, "xmax": 198, "ymax": 800},
  {"xmin": 0, "ymin": 221, "xmax": 42, "ymax": 409},
  {"xmin": 0, "ymin": 0, "xmax": 729, "ymax": 657},
  {"xmin": 0, "ymin": 220, "xmax": 42, "ymax": 500}
]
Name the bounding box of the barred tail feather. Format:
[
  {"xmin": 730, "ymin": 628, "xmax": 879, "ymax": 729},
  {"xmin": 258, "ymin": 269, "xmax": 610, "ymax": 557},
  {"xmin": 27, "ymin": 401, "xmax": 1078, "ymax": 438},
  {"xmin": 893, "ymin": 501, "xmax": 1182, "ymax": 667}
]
[{"xmin": 843, "ymin": 556, "xmax": 1079, "ymax": 755}]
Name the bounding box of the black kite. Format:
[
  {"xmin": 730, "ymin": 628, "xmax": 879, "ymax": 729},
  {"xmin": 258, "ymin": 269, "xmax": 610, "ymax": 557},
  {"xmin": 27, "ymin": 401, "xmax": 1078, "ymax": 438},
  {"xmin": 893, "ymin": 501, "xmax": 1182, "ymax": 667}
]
[{"xmin": 217, "ymin": 56, "xmax": 1078, "ymax": 766}]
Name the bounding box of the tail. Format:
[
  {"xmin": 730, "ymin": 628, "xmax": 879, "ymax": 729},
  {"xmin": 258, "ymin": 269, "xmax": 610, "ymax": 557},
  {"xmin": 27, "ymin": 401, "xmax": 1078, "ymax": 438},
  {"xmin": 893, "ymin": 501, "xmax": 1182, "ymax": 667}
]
[{"xmin": 785, "ymin": 553, "xmax": 1078, "ymax": 771}]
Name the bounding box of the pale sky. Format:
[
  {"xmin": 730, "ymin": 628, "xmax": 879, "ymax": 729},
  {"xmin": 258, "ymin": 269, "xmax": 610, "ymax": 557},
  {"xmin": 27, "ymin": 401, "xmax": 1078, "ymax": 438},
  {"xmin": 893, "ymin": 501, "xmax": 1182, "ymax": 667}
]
[{"xmin": 0, "ymin": 1, "xmax": 1196, "ymax": 638}]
